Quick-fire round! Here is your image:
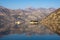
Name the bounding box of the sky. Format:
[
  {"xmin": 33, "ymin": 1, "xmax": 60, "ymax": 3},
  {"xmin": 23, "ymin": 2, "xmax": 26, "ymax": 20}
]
[{"xmin": 0, "ymin": 0, "xmax": 60, "ymax": 9}]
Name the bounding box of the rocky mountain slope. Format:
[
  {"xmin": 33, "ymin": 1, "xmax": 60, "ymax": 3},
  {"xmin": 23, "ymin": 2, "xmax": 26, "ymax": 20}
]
[
  {"xmin": 0, "ymin": 6, "xmax": 56, "ymax": 35},
  {"xmin": 40, "ymin": 8, "xmax": 60, "ymax": 35}
]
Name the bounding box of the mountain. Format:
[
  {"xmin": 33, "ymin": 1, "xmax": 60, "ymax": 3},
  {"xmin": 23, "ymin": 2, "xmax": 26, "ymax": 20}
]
[
  {"xmin": 0, "ymin": 6, "xmax": 56, "ymax": 35},
  {"xmin": 40, "ymin": 8, "xmax": 60, "ymax": 35}
]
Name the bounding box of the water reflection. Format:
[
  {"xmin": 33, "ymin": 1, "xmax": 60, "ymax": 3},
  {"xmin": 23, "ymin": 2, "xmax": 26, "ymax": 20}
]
[{"xmin": 0, "ymin": 20, "xmax": 54, "ymax": 37}]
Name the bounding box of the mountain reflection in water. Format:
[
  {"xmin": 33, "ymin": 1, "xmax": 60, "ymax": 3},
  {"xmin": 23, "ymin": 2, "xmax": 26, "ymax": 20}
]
[{"xmin": 0, "ymin": 22, "xmax": 54, "ymax": 36}]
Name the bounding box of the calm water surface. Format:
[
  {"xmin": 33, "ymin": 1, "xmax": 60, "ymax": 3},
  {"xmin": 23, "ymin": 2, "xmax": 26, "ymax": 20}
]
[{"xmin": 0, "ymin": 34, "xmax": 60, "ymax": 40}]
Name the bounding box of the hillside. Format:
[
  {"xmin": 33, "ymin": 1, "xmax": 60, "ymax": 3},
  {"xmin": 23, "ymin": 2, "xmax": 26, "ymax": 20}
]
[
  {"xmin": 0, "ymin": 6, "xmax": 56, "ymax": 35},
  {"xmin": 40, "ymin": 8, "xmax": 60, "ymax": 35}
]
